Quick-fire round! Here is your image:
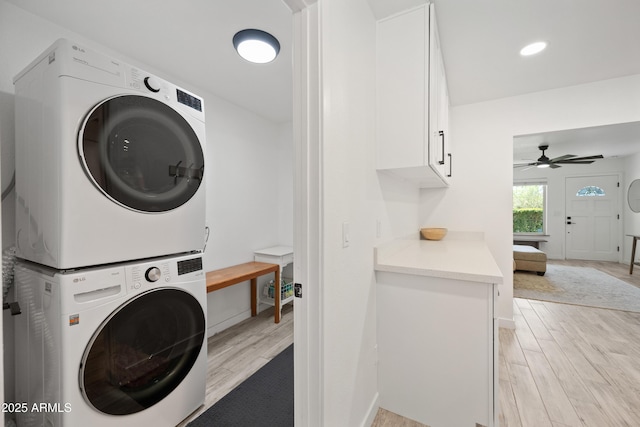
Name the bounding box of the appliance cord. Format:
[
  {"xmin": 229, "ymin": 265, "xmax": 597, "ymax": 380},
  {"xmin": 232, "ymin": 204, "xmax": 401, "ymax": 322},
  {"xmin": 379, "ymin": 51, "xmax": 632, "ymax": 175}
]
[{"xmin": 203, "ymin": 226, "xmax": 210, "ymax": 253}]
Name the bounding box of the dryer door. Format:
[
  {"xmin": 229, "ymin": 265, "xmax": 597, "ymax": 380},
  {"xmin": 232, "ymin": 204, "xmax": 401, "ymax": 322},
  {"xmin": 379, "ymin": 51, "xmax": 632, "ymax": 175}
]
[
  {"xmin": 80, "ymin": 288, "xmax": 205, "ymax": 415},
  {"xmin": 79, "ymin": 95, "xmax": 205, "ymax": 212}
]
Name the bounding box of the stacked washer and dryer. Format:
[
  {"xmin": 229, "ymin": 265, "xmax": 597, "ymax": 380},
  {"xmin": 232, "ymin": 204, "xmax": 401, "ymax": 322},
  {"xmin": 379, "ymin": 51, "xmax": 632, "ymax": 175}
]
[{"xmin": 12, "ymin": 39, "xmax": 208, "ymax": 427}]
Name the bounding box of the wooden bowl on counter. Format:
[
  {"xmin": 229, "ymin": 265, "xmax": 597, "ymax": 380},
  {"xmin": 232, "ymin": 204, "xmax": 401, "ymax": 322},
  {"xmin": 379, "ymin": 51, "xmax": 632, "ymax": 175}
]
[{"xmin": 420, "ymin": 227, "xmax": 447, "ymax": 241}]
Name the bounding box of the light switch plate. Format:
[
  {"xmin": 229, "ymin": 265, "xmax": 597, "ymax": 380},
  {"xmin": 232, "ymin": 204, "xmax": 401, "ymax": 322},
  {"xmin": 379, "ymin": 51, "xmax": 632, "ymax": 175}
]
[{"xmin": 342, "ymin": 222, "xmax": 350, "ymax": 248}]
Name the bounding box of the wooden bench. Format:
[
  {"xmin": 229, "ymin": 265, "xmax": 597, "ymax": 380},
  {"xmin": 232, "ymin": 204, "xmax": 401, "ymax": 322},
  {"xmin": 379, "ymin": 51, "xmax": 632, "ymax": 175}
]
[{"xmin": 206, "ymin": 261, "xmax": 282, "ymax": 323}]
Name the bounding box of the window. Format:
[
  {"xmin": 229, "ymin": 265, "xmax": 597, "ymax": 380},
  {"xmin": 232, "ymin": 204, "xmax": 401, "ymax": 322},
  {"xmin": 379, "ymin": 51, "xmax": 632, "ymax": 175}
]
[
  {"xmin": 513, "ymin": 182, "xmax": 546, "ymax": 234},
  {"xmin": 576, "ymin": 186, "xmax": 605, "ymax": 197}
]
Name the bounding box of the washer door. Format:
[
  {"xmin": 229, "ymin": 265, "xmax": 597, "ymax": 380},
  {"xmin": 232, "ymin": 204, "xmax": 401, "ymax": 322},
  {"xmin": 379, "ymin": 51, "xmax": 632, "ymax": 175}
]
[
  {"xmin": 80, "ymin": 288, "xmax": 205, "ymax": 415},
  {"xmin": 79, "ymin": 95, "xmax": 205, "ymax": 213}
]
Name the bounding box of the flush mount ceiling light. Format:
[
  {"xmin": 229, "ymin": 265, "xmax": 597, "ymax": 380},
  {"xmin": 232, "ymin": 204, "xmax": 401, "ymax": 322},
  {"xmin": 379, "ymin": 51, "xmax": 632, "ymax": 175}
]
[
  {"xmin": 233, "ymin": 29, "xmax": 280, "ymax": 64},
  {"xmin": 520, "ymin": 41, "xmax": 547, "ymax": 56}
]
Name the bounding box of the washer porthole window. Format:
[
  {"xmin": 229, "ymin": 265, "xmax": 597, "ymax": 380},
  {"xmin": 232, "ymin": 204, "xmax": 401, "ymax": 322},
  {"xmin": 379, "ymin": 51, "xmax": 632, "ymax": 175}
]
[
  {"xmin": 80, "ymin": 288, "xmax": 205, "ymax": 415},
  {"xmin": 79, "ymin": 95, "xmax": 205, "ymax": 213}
]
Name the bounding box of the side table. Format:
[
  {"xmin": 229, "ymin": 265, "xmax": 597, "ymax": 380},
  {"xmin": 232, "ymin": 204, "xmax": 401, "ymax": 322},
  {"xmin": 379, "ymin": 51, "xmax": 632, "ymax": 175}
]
[
  {"xmin": 627, "ymin": 235, "xmax": 640, "ymax": 274},
  {"xmin": 254, "ymin": 246, "xmax": 294, "ymax": 323}
]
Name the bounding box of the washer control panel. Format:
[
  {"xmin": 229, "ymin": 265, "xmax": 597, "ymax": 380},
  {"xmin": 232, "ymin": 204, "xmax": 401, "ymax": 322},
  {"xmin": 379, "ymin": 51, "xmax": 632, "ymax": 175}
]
[
  {"xmin": 145, "ymin": 267, "xmax": 162, "ymax": 282},
  {"xmin": 129, "ymin": 261, "xmax": 171, "ymax": 290},
  {"xmin": 177, "ymin": 257, "xmax": 203, "ymax": 276},
  {"xmin": 126, "ymin": 255, "xmax": 203, "ymax": 292}
]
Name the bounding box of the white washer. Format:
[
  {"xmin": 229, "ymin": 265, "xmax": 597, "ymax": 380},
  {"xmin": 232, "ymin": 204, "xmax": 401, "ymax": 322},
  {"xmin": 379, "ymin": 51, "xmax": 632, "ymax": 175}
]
[
  {"xmin": 13, "ymin": 39, "xmax": 206, "ymax": 269},
  {"xmin": 14, "ymin": 253, "xmax": 207, "ymax": 427}
]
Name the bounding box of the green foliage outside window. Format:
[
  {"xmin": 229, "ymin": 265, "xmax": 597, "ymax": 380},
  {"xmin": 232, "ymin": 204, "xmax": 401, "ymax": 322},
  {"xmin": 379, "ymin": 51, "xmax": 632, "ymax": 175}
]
[
  {"xmin": 513, "ymin": 208, "xmax": 543, "ymax": 232},
  {"xmin": 513, "ymin": 184, "xmax": 544, "ymax": 233}
]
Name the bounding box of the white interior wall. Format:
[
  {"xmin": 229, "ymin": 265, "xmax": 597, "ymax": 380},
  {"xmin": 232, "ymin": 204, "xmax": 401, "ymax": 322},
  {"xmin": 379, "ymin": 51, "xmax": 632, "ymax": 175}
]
[
  {"xmin": 514, "ymin": 156, "xmax": 627, "ymax": 260},
  {"xmin": 203, "ymin": 95, "xmax": 288, "ymax": 334},
  {"xmin": 420, "ymin": 73, "xmax": 640, "ymax": 327},
  {"xmin": 278, "ymin": 123, "xmax": 294, "ymax": 246},
  {"xmin": 319, "ymin": 0, "xmax": 419, "ymax": 424},
  {"xmin": 0, "ymin": 0, "xmax": 293, "ymax": 405}
]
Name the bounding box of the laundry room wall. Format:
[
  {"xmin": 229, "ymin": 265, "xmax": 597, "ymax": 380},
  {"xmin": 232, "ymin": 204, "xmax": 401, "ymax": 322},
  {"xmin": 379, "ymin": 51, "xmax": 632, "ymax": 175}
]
[
  {"xmin": 0, "ymin": 0, "xmax": 294, "ymax": 403},
  {"xmin": 202, "ymin": 94, "xmax": 291, "ymax": 334}
]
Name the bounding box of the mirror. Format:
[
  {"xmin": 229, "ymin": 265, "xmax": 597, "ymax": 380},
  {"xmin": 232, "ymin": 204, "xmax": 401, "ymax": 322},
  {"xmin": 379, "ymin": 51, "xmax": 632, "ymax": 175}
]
[{"xmin": 629, "ymin": 179, "xmax": 640, "ymax": 212}]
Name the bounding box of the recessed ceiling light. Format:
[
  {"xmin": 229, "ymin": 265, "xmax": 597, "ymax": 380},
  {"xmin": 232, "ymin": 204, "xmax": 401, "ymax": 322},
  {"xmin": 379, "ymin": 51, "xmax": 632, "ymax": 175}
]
[
  {"xmin": 233, "ymin": 29, "xmax": 280, "ymax": 64},
  {"xmin": 520, "ymin": 41, "xmax": 547, "ymax": 56}
]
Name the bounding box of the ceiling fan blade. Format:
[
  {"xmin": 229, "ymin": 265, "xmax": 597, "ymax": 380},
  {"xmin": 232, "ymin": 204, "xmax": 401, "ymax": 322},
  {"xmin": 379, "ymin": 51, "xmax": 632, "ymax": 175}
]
[
  {"xmin": 564, "ymin": 154, "xmax": 604, "ymax": 161},
  {"xmin": 549, "ymin": 154, "xmax": 576, "ymax": 162},
  {"xmin": 554, "ymin": 160, "xmax": 596, "ymax": 164},
  {"xmin": 514, "ymin": 146, "xmax": 603, "ymax": 170}
]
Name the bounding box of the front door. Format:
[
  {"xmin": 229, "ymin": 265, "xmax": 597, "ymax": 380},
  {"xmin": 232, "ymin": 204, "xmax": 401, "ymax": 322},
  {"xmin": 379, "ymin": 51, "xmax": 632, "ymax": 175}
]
[{"xmin": 565, "ymin": 175, "xmax": 620, "ymax": 261}]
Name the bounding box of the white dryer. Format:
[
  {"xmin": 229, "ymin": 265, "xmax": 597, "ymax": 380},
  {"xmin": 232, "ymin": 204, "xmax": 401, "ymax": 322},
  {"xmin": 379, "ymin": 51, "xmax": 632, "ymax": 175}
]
[
  {"xmin": 14, "ymin": 39, "xmax": 206, "ymax": 269},
  {"xmin": 14, "ymin": 253, "xmax": 207, "ymax": 427}
]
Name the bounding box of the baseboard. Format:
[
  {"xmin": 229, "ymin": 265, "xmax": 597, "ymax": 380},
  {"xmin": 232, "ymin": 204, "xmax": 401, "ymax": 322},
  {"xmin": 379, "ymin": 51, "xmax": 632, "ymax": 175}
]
[
  {"xmin": 207, "ymin": 309, "xmax": 252, "ymax": 337},
  {"xmin": 206, "ymin": 302, "xmax": 281, "ymax": 337},
  {"xmin": 499, "ymin": 317, "xmax": 516, "ymax": 329},
  {"xmin": 360, "ymin": 392, "xmax": 380, "ymax": 427}
]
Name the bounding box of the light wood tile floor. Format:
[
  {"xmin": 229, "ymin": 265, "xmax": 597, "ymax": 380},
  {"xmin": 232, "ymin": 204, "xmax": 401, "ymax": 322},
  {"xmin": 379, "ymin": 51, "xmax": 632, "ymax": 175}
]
[
  {"xmin": 371, "ymin": 408, "xmax": 428, "ymax": 427},
  {"xmin": 501, "ymin": 298, "xmax": 640, "ymax": 426},
  {"xmin": 180, "ymin": 260, "xmax": 640, "ymax": 426},
  {"xmin": 501, "ymin": 260, "xmax": 640, "ymax": 426}
]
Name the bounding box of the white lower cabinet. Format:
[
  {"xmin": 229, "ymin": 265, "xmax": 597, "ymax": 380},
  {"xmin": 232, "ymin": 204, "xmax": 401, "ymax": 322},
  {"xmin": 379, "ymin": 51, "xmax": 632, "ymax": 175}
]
[{"xmin": 376, "ymin": 271, "xmax": 497, "ymax": 427}]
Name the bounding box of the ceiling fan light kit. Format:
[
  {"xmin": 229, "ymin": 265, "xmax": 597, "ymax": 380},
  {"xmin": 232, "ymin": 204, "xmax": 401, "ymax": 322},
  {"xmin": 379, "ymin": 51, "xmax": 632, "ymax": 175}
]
[{"xmin": 515, "ymin": 144, "xmax": 603, "ymax": 171}]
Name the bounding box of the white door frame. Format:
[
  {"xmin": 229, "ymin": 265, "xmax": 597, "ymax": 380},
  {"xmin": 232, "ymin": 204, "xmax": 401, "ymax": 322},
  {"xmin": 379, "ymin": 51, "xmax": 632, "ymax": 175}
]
[{"xmin": 282, "ymin": 0, "xmax": 323, "ymax": 425}]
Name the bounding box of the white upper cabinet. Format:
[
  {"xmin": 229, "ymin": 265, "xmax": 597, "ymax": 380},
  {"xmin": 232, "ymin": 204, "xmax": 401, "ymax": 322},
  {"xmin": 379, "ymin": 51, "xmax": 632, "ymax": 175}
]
[
  {"xmin": 428, "ymin": 4, "xmax": 451, "ymax": 181},
  {"xmin": 376, "ymin": 3, "xmax": 451, "ymax": 188}
]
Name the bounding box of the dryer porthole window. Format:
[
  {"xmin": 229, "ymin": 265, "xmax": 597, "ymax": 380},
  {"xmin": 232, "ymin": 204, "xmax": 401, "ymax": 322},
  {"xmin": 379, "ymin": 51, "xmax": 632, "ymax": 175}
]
[{"xmin": 80, "ymin": 95, "xmax": 205, "ymax": 213}]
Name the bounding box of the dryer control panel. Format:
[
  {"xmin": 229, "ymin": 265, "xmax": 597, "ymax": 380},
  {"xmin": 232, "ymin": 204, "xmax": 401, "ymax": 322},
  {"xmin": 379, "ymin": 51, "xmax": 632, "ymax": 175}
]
[{"xmin": 125, "ymin": 66, "xmax": 205, "ymax": 117}]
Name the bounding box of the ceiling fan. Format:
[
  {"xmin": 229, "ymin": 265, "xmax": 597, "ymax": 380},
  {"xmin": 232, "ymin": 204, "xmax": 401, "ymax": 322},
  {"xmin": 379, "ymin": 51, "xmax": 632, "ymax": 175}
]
[{"xmin": 514, "ymin": 144, "xmax": 604, "ymax": 170}]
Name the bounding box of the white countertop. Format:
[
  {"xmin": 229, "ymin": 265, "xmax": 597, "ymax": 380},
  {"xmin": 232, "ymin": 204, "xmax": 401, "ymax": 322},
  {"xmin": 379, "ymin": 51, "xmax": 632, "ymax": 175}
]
[{"xmin": 374, "ymin": 233, "xmax": 503, "ymax": 284}]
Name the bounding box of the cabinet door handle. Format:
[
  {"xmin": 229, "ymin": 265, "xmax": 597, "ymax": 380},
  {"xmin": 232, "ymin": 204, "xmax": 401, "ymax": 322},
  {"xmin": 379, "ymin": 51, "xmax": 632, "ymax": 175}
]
[
  {"xmin": 438, "ymin": 131, "xmax": 445, "ymax": 165},
  {"xmin": 447, "ymin": 153, "xmax": 452, "ymax": 177}
]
